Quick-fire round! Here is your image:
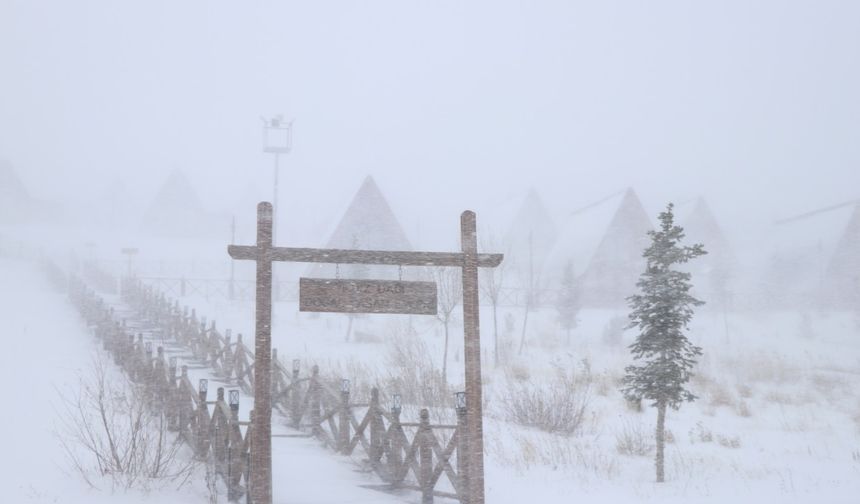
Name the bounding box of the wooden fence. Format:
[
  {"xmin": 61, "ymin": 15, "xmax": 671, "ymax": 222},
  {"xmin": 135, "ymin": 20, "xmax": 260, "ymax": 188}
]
[
  {"xmin": 50, "ymin": 257, "xmax": 469, "ymax": 504},
  {"xmin": 65, "ymin": 273, "xmax": 253, "ymax": 502},
  {"xmin": 120, "ymin": 277, "xmax": 469, "ymax": 504}
]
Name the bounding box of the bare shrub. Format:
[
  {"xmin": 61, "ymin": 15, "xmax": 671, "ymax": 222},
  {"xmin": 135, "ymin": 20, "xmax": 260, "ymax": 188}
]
[
  {"xmin": 736, "ymin": 399, "xmax": 752, "ymax": 418},
  {"xmin": 707, "ymin": 382, "xmax": 735, "ymax": 408},
  {"xmin": 615, "ymin": 420, "xmax": 653, "ymax": 456},
  {"xmin": 594, "ymin": 372, "xmax": 613, "ymax": 397},
  {"xmin": 55, "ymin": 357, "xmax": 196, "ymax": 491},
  {"xmin": 500, "ymin": 360, "xmax": 591, "ymax": 436},
  {"xmin": 489, "ymin": 433, "xmax": 619, "ymax": 479},
  {"xmin": 665, "ymin": 429, "xmax": 675, "ymax": 444},
  {"xmin": 508, "ymin": 364, "xmax": 531, "ymax": 382},
  {"xmin": 736, "ymin": 383, "xmax": 753, "ymax": 399},
  {"xmin": 764, "ymin": 390, "xmax": 796, "ymax": 405},
  {"xmin": 724, "ymin": 352, "xmax": 802, "ymax": 384},
  {"xmin": 717, "ymin": 434, "xmax": 741, "ymax": 448},
  {"xmin": 384, "ymin": 331, "xmax": 451, "ymax": 412},
  {"xmin": 689, "ymin": 421, "xmax": 713, "ymax": 443}
]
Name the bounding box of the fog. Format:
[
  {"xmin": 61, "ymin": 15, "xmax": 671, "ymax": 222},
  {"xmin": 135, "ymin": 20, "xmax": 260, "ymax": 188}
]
[
  {"xmin": 3, "ymin": 1, "xmax": 859, "ymax": 249},
  {"xmin": 3, "ymin": 3, "xmax": 860, "ymax": 503}
]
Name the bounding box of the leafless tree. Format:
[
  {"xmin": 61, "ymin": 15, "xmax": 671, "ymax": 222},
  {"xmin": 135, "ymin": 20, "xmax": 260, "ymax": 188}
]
[
  {"xmin": 55, "ymin": 356, "xmax": 196, "ymax": 491},
  {"xmin": 434, "ymin": 266, "xmax": 461, "ymax": 385},
  {"xmin": 480, "ymin": 232, "xmax": 509, "ymax": 367},
  {"xmin": 518, "ymin": 231, "xmax": 542, "ymax": 355}
]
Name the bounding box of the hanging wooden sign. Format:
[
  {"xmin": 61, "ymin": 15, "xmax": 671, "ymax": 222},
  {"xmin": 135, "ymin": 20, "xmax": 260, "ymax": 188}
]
[{"xmin": 299, "ymin": 278, "xmax": 438, "ymax": 315}]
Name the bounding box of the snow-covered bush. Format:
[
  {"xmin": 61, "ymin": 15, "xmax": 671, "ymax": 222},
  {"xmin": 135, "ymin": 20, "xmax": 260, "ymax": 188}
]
[
  {"xmin": 615, "ymin": 420, "xmax": 653, "ymax": 456},
  {"xmin": 55, "ymin": 357, "xmax": 196, "ymax": 491},
  {"xmin": 500, "ymin": 360, "xmax": 591, "ymax": 436}
]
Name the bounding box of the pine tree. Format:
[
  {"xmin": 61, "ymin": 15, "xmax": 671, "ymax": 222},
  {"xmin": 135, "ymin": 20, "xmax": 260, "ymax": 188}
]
[
  {"xmin": 621, "ymin": 203, "xmax": 706, "ymax": 483},
  {"xmin": 556, "ymin": 260, "xmax": 580, "ymax": 345}
]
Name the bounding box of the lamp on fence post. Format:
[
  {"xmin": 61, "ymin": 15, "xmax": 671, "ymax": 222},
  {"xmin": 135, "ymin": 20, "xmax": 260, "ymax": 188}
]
[
  {"xmin": 229, "ymin": 390, "xmax": 240, "ymax": 412},
  {"xmin": 455, "ymin": 391, "xmax": 466, "ymax": 412},
  {"xmin": 169, "ymin": 356, "xmax": 178, "ymax": 378}
]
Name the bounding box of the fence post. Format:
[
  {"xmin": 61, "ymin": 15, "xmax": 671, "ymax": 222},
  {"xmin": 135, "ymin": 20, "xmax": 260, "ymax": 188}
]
[
  {"xmin": 271, "ymin": 348, "xmax": 279, "ymax": 401},
  {"xmin": 339, "ymin": 379, "xmax": 350, "ymax": 453},
  {"xmin": 167, "ymin": 357, "xmax": 178, "ymax": 430},
  {"xmin": 228, "ymin": 389, "xmax": 241, "ymax": 502},
  {"xmin": 178, "ymin": 366, "xmax": 190, "ymax": 435},
  {"xmin": 154, "ymin": 346, "xmax": 167, "ymax": 411},
  {"xmin": 310, "ymin": 365, "xmax": 321, "ymax": 436},
  {"xmin": 419, "ymin": 408, "xmax": 433, "ymax": 504},
  {"xmin": 389, "ymin": 394, "xmax": 403, "ymax": 485},
  {"xmin": 291, "ymin": 359, "xmax": 301, "ymax": 428},
  {"xmin": 456, "ymin": 392, "xmax": 470, "ymax": 504},
  {"xmin": 197, "ymin": 378, "xmax": 209, "ymax": 457},
  {"xmin": 369, "ymin": 388, "xmax": 383, "ymax": 468}
]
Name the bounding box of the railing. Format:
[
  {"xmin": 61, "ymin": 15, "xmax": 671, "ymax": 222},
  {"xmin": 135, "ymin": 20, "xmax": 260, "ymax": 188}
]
[
  {"xmin": 66, "ymin": 274, "xmax": 252, "ymax": 502},
  {"xmin": 121, "ymin": 277, "xmax": 468, "ymax": 503}
]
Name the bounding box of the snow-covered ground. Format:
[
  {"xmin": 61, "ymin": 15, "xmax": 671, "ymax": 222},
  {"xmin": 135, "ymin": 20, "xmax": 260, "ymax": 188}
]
[
  {"xmin": 173, "ymin": 286, "xmax": 860, "ymax": 504},
  {"xmin": 3, "ymin": 253, "xmax": 859, "ymax": 503},
  {"xmin": 0, "ymin": 258, "xmax": 410, "ymax": 504}
]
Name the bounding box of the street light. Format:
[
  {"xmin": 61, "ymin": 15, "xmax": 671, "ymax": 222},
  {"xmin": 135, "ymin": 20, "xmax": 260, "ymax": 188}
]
[
  {"xmin": 261, "ymin": 114, "xmax": 293, "ymax": 246},
  {"xmin": 120, "ymin": 247, "xmax": 139, "ymax": 278}
]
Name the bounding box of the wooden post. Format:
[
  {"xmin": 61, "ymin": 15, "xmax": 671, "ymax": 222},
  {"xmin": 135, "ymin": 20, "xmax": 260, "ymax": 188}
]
[
  {"xmin": 419, "ymin": 409, "xmax": 433, "ymax": 504},
  {"xmin": 339, "ymin": 380, "xmax": 350, "ymax": 453},
  {"xmin": 228, "ymin": 391, "xmax": 241, "ymax": 503},
  {"xmin": 460, "ymin": 210, "xmax": 485, "ymax": 504},
  {"xmin": 224, "ymin": 204, "xmax": 503, "ymax": 504},
  {"xmin": 250, "ymin": 202, "xmax": 274, "ymax": 504},
  {"xmin": 456, "ymin": 396, "xmax": 470, "ymax": 504},
  {"xmin": 369, "ymin": 388, "xmax": 383, "ymax": 468},
  {"xmin": 310, "ymin": 365, "xmax": 321, "ymax": 436},
  {"xmin": 291, "ymin": 360, "xmax": 301, "ymax": 428},
  {"xmin": 389, "ymin": 400, "xmax": 403, "ymax": 485}
]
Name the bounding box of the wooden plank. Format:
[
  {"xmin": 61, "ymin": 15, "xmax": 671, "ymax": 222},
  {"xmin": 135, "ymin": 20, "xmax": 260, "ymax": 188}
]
[
  {"xmin": 299, "ymin": 278, "xmax": 437, "ymax": 315},
  {"xmin": 228, "ymin": 245, "xmax": 503, "ymax": 268}
]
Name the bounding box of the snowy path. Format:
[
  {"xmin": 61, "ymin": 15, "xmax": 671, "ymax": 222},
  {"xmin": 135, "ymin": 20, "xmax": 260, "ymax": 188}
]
[
  {"xmin": 0, "ymin": 258, "xmax": 181, "ymax": 503},
  {"xmin": 0, "ymin": 259, "xmax": 411, "ymax": 504}
]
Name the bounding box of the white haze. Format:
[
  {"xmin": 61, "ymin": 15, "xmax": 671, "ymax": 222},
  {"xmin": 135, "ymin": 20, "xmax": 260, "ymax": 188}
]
[{"xmin": 2, "ymin": 0, "xmax": 859, "ymax": 254}]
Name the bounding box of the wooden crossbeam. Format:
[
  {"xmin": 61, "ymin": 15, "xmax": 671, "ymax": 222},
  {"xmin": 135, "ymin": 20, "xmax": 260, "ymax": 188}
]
[{"xmin": 228, "ymin": 245, "xmax": 503, "ymax": 268}]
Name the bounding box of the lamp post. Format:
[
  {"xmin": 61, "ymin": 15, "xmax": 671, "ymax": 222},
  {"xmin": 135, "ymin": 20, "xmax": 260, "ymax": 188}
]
[
  {"xmin": 120, "ymin": 247, "xmax": 139, "ymax": 278},
  {"xmin": 261, "ymin": 114, "xmax": 292, "ymax": 246}
]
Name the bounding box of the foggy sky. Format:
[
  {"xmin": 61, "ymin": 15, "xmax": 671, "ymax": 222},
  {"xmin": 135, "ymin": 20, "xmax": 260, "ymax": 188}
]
[{"xmin": 2, "ymin": 0, "xmax": 858, "ymax": 249}]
